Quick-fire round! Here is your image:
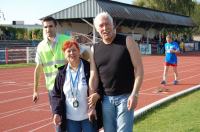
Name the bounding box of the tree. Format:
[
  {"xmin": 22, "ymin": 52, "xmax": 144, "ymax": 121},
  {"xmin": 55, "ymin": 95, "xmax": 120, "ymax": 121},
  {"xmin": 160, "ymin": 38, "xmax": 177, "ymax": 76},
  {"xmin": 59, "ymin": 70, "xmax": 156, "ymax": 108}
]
[
  {"xmin": 133, "ymin": 0, "xmax": 196, "ymax": 16},
  {"xmin": 191, "ymin": 3, "xmax": 200, "ymax": 34},
  {"xmin": 133, "ymin": 0, "xmax": 200, "ymax": 34}
]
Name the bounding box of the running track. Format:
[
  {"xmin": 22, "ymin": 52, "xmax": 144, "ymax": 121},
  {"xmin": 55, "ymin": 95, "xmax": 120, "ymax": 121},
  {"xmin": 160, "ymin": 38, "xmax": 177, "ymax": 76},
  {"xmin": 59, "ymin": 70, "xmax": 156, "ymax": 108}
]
[{"xmin": 0, "ymin": 55, "xmax": 200, "ymax": 132}]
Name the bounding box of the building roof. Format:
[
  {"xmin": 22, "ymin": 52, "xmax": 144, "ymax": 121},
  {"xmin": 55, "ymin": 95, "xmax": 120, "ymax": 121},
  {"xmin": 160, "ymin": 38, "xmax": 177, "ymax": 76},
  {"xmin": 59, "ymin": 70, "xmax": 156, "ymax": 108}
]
[{"xmin": 45, "ymin": 0, "xmax": 196, "ymax": 28}]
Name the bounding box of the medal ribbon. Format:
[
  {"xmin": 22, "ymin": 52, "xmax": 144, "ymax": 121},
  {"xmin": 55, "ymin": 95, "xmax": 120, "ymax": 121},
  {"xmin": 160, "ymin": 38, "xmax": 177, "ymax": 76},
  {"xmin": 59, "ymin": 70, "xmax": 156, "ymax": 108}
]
[{"xmin": 69, "ymin": 61, "xmax": 81, "ymax": 98}]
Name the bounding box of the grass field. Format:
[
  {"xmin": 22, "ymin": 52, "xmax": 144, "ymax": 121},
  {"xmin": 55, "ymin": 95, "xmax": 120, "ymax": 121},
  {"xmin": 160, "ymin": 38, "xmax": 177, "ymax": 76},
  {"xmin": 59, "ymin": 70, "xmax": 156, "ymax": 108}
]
[
  {"xmin": 134, "ymin": 89, "xmax": 200, "ymax": 132},
  {"xmin": 0, "ymin": 63, "xmax": 35, "ymax": 68}
]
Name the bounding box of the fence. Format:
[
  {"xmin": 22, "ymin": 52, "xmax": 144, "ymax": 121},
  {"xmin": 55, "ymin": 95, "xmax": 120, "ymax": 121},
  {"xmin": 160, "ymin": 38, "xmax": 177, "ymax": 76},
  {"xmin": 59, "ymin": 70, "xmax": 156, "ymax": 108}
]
[
  {"xmin": 139, "ymin": 41, "xmax": 200, "ymax": 55},
  {"xmin": 0, "ymin": 42, "xmax": 200, "ymax": 64},
  {"xmin": 0, "ymin": 47, "xmax": 36, "ymax": 64}
]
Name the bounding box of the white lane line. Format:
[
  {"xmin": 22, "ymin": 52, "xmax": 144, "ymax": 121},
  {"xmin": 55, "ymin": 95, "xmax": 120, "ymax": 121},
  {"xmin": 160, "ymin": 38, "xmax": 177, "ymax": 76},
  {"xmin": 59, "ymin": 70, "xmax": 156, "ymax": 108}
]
[
  {"xmin": 141, "ymin": 73, "xmax": 200, "ymax": 92},
  {"xmin": 144, "ymin": 62, "xmax": 200, "ymax": 74},
  {"xmin": 0, "ymin": 87, "xmax": 32, "ymax": 94},
  {"xmin": 3, "ymin": 118, "xmax": 52, "ymax": 132},
  {"xmin": 0, "ymin": 102, "xmax": 48, "ymax": 116},
  {"xmin": 0, "ymin": 92, "xmax": 48, "ymax": 104},
  {"xmin": 0, "ymin": 82, "xmax": 45, "ymax": 88},
  {"xmin": 0, "ymin": 103, "xmax": 49, "ymax": 119},
  {"xmin": 29, "ymin": 122, "xmax": 53, "ymax": 132},
  {"xmin": 0, "ymin": 81, "xmax": 16, "ymax": 84},
  {"xmin": 143, "ymin": 67, "xmax": 200, "ymax": 82},
  {"xmin": 31, "ymin": 108, "xmax": 50, "ymax": 112},
  {"xmin": 139, "ymin": 92, "xmax": 167, "ymax": 96}
]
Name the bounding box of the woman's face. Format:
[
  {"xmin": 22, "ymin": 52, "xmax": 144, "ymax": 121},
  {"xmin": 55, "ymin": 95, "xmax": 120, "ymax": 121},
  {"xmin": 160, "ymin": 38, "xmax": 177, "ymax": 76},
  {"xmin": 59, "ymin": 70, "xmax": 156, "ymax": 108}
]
[{"xmin": 64, "ymin": 45, "xmax": 80, "ymax": 63}]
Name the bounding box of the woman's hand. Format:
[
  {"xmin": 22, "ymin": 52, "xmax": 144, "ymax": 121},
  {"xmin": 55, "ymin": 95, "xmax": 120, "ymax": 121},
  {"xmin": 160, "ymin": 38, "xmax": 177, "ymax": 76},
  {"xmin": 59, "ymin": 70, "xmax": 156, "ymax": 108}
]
[
  {"xmin": 88, "ymin": 108, "xmax": 97, "ymax": 122},
  {"xmin": 53, "ymin": 114, "xmax": 62, "ymax": 126},
  {"xmin": 88, "ymin": 93, "xmax": 100, "ymax": 108}
]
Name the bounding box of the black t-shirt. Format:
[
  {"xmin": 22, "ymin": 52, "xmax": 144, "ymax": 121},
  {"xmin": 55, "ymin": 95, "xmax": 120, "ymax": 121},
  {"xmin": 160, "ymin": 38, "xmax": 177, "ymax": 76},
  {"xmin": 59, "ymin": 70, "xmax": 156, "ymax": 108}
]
[{"xmin": 94, "ymin": 34, "xmax": 135, "ymax": 96}]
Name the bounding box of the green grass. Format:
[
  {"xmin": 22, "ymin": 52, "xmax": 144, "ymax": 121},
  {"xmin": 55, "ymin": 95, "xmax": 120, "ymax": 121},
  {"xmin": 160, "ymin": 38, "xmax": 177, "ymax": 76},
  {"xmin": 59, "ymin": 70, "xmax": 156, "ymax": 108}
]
[
  {"xmin": 0, "ymin": 63, "xmax": 35, "ymax": 68},
  {"xmin": 134, "ymin": 89, "xmax": 200, "ymax": 132}
]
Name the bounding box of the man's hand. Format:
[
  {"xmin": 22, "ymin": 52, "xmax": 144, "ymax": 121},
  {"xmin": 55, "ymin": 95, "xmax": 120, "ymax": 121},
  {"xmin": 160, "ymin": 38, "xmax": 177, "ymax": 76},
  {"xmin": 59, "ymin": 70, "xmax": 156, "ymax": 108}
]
[
  {"xmin": 127, "ymin": 94, "xmax": 138, "ymax": 111},
  {"xmin": 53, "ymin": 114, "xmax": 62, "ymax": 126},
  {"xmin": 88, "ymin": 93, "xmax": 100, "ymax": 108},
  {"xmin": 32, "ymin": 92, "xmax": 39, "ymax": 103}
]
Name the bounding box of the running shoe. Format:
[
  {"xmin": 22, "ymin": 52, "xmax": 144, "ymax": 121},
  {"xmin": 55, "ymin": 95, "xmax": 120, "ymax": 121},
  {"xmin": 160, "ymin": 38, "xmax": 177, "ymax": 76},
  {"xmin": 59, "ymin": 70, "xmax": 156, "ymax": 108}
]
[
  {"xmin": 160, "ymin": 80, "xmax": 166, "ymax": 85},
  {"xmin": 173, "ymin": 80, "xmax": 178, "ymax": 85}
]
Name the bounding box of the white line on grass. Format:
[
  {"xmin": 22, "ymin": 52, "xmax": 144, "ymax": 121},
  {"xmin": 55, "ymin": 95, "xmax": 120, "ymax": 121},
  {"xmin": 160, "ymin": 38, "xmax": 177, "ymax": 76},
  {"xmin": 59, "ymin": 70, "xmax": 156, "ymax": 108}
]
[{"xmin": 135, "ymin": 85, "xmax": 200, "ymax": 118}]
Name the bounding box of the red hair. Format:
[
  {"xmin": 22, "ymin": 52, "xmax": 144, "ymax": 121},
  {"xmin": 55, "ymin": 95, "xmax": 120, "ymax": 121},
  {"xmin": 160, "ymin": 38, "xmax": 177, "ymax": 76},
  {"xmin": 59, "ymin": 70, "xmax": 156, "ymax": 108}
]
[{"xmin": 62, "ymin": 40, "xmax": 80, "ymax": 52}]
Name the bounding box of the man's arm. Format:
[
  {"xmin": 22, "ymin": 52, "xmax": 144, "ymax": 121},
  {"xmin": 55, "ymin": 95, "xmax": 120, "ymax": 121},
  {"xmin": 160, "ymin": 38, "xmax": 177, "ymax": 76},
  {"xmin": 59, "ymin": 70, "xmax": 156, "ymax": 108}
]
[
  {"xmin": 88, "ymin": 46, "xmax": 100, "ymax": 121},
  {"xmin": 88, "ymin": 46, "xmax": 100, "ymax": 108},
  {"xmin": 126, "ymin": 35, "xmax": 144, "ymax": 110},
  {"xmin": 33, "ymin": 63, "xmax": 42, "ymax": 103}
]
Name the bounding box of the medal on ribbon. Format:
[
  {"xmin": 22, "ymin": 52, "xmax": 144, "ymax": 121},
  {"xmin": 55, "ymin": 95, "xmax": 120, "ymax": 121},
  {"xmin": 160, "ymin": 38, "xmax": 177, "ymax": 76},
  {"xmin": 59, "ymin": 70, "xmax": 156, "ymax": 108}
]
[
  {"xmin": 69, "ymin": 61, "xmax": 81, "ymax": 108},
  {"xmin": 73, "ymin": 98, "xmax": 79, "ymax": 108}
]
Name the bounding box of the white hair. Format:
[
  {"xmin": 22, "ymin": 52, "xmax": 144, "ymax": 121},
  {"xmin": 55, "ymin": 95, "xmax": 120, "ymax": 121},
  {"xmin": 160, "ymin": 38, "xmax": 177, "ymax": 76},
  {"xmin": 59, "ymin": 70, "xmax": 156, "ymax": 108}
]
[{"xmin": 94, "ymin": 12, "xmax": 113, "ymax": 31}]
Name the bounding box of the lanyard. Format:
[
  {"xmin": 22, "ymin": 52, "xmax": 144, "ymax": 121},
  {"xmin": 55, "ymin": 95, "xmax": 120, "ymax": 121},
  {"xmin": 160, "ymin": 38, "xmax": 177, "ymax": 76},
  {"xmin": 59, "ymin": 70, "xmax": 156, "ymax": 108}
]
[{"xmin": 69, "ymin": 61, "xmax": 81, "ymax": 98}]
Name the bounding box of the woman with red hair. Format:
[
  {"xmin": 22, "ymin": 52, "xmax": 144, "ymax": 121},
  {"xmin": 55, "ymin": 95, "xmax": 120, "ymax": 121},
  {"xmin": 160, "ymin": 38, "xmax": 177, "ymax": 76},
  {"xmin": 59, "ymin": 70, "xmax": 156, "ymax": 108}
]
[{"xmin": 50, "ymin": 40, "xmax": 101, "ymax": 132}]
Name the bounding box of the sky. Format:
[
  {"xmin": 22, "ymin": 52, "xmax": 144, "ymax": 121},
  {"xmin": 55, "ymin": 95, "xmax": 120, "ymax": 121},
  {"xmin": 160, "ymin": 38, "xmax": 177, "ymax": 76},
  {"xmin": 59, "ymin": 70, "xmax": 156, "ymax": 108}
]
[
  {"xmin": 0, "ymin": 0, "xmax": 199, "ymax": 25},
  {"xmin": 0, "ymin": 0, "xmax": 133, "ymax": 25}
]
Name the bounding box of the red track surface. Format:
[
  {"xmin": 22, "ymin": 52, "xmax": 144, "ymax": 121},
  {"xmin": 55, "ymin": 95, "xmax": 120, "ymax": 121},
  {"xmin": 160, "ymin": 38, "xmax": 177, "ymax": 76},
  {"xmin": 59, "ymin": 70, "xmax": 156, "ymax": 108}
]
[{"xmin": 0, "ymin": 55, "xmax": 200, "ymax": 132}]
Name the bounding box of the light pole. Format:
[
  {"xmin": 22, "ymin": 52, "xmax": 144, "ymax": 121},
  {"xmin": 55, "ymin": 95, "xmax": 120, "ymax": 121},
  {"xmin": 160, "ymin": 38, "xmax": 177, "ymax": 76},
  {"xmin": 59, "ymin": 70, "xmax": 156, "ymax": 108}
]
[{"xmin": 0, "ymin": 10, "xmax": 6, "ymax": 22}]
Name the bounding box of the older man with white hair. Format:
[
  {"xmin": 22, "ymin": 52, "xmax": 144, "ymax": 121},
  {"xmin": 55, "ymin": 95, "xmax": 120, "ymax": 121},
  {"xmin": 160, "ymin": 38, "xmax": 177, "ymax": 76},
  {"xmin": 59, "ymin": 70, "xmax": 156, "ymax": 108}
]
[{"xmin": 88, "ymin": 12, "xmax": 144, "ymax": 132}]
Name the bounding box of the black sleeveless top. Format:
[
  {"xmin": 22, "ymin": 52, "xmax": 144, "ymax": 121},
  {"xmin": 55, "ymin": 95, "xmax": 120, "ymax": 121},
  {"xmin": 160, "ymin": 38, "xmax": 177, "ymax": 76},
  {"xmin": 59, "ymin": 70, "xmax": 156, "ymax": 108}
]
[{"xmin": 94, "ymin": 34, "xmax": 135, "ymax": 96}]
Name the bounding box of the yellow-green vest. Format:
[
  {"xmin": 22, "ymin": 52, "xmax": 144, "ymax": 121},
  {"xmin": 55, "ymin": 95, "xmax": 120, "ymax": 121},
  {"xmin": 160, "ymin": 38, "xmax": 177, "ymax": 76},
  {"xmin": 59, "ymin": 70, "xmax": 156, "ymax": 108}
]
[{"xmin": 38, "ymin": 34, "xmax": 71, "ymax": 91}]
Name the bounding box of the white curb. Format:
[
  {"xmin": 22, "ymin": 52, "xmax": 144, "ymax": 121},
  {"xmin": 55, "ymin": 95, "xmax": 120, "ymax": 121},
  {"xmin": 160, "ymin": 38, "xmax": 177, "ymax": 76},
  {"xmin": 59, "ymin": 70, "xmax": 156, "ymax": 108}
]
[{"xmin": 134, "ymin": 84, "xmax": 200, "ymax": 118}]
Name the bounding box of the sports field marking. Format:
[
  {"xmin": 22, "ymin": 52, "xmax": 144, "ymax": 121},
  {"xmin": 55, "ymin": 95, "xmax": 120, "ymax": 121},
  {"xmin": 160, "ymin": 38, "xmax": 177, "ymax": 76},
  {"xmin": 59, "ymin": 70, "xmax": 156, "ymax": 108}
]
[
  {"xmin": 0, "ymin": 81, "xmax": 16, "ymax": 84},
  {"xmin": 0, "ymin": 82, "xmax": 46, "ymax": 90},
  {"xmin": 143, "ymin": 67, "xmax": 200, "ymax": 82},
  {"xmin": 0, "ymin": 92, "xmax": 48, "ymax": 104},
  {"xmin": 0, "ymin": 87, "xmax": 33, "ymax": 94},
  {"xmin": 0, "ymin": 64, "xmax": 198, "ymax": 105},
  {"xmin": 0, "ymin": 102, "xmax": 48, "ymax": 116},
  {"xmin": 144, "ymin": 62, "xmax": 199, "ymax": 74},
  {"xmin": 0, "ymin": 64, "xmax": 198, "ymax": 104},
  {"xmin": 4, "ymin": 117, "xmax": 52, "ymax": 132},
  {"xmin": 0, "ymin": 103, "xmax": 49, "ymax": 119},
  {"xmin": 30, "ymin": 108, "xmax": 50, "ymax": 112},
  {"xmin": 29, "ymin": 122, "xmax": 53, "ymax": 132},
  {"xmin": 139, "ymin": 92, "xmax": 167, "ymax": 96},
  {"xmin": 0, "ymin": 56, "xmax": 199, "ymax": 131},
  {"xmin": 141, "ymin": 73, "xmax": 200, "ymax": 92}
]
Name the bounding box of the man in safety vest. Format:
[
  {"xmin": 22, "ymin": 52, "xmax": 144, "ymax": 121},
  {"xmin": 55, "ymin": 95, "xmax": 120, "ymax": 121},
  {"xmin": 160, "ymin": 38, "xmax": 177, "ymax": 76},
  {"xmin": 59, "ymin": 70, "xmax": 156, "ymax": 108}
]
[{"xmin": 32, "ymin": 16, "xmax": 71, "ymax": 103}]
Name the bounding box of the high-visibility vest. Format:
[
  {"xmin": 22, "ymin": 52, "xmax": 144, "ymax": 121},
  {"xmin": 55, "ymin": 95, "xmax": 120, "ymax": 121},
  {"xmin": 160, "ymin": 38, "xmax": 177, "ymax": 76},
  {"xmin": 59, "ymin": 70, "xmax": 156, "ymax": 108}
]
[{"xmin": 37, "ymin": 34, "xmax": 71, "ymax": 91}]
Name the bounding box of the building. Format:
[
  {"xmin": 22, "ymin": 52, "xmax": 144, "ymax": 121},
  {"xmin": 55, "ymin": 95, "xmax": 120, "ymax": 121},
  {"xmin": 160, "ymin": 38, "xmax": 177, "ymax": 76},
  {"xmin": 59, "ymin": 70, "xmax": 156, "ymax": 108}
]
[{"xmin": 42, "ymin": 0, "xmax": 196, "ymax": 54}]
